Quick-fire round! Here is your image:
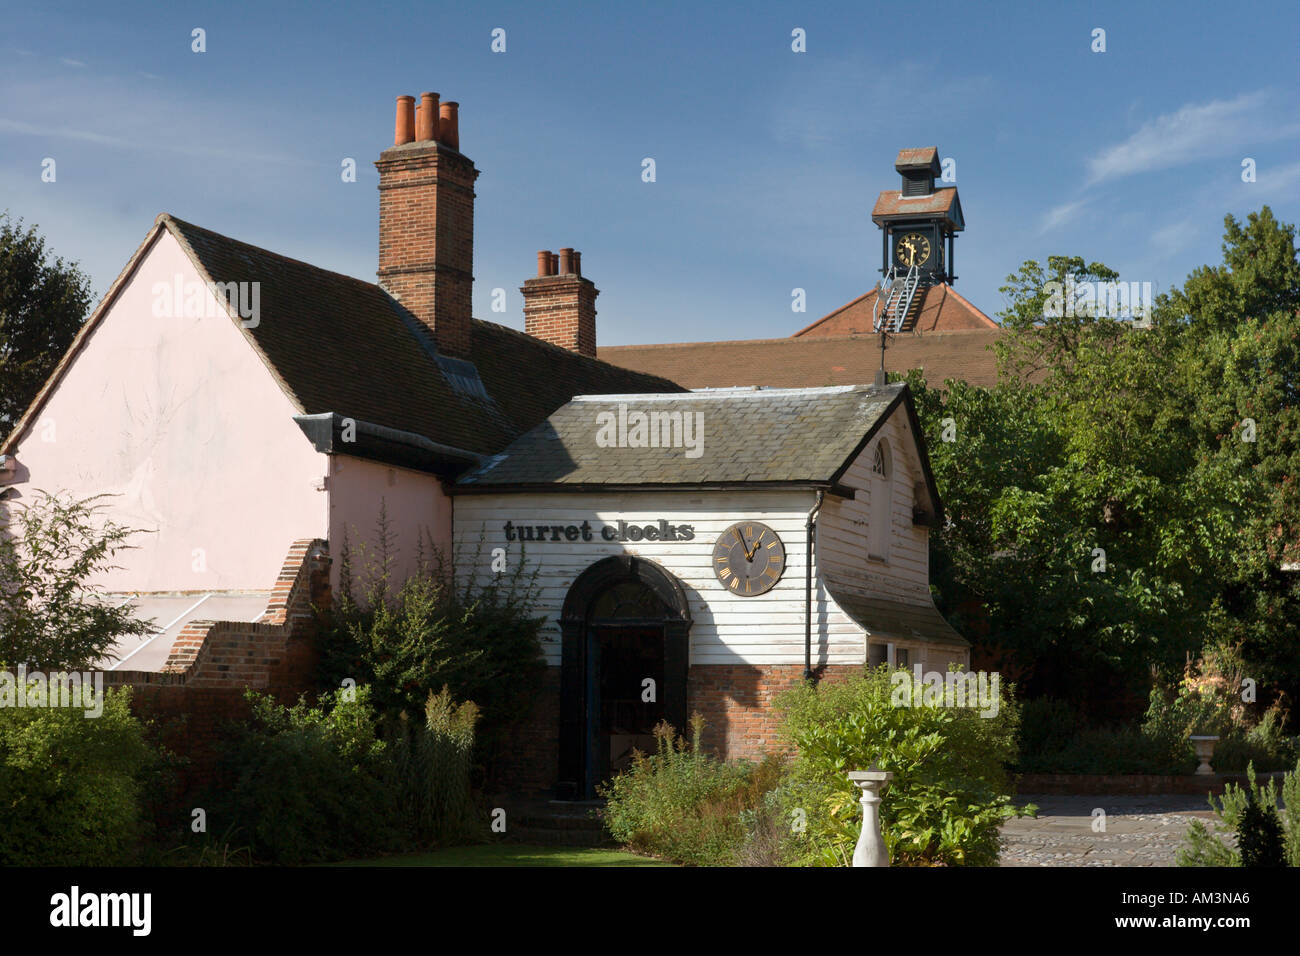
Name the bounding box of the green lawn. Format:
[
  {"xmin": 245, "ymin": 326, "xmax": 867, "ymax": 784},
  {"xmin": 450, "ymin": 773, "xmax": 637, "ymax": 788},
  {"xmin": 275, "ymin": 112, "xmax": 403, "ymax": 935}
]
[{"xmin": 335, "ymin": 843, "xmax": 673, "ymax": 867}]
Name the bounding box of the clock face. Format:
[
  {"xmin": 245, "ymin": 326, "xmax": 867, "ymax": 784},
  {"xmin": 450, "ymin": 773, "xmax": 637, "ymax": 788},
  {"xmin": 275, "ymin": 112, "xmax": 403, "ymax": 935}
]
[
  {"xmin": 712, "ymin": 521, "xmax": 785, "ymax": 597},
  {"xmin": 895, "ymin": 232, "xmax": 932, "ymax": 268}
]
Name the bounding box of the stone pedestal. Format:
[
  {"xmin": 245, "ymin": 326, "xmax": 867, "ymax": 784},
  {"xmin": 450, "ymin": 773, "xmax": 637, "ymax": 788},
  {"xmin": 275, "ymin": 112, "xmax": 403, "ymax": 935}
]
[
  {"xmin": 848, "ymin": 768, "xmax": 894, "ymax": 867},
  {"xmin": 1190, "ymin": 735, "xmax": 1220, "ymax": 776}
]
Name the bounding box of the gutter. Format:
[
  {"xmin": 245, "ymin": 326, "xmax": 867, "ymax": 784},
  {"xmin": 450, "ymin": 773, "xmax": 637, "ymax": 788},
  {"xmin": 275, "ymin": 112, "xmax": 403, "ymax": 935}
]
[{"xmin": 805, "ymin": 489, "xmax": 826, "ymax": 682}]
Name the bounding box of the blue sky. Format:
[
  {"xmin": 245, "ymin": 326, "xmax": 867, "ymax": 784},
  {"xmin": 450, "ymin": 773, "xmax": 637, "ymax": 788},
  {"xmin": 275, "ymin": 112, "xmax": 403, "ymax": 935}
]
[{"xmin": 2, "ymin": 0, "xmax": 1298, "ymax": 345}]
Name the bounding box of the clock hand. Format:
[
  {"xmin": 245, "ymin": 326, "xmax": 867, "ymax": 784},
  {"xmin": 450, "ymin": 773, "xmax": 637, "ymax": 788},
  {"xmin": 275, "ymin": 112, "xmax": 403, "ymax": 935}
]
[{"xmin": 735, "ymin": 528, "xmax": 748, "ymax": 559}]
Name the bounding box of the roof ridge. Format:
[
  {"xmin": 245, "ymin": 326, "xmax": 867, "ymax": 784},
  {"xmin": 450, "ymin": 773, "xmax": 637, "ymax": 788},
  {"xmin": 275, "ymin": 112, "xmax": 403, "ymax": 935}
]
[{"xmin": 159, "ymin": 213, "xmax": 380, "ymax": 292}]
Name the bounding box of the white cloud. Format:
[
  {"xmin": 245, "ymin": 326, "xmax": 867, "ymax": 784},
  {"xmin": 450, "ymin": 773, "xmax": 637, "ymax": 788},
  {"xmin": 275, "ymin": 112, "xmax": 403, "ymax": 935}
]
[
  {"xmin": 60, "ymin": 58, "xmax": 86, "ymax": 68},
  {"xmin": 1040, "ymin": 198, "xmax": 1089, "ymax": 233},
  {"xmin": 1086, "ymin": 91, "xmax": 1300, "ymax": 185}
]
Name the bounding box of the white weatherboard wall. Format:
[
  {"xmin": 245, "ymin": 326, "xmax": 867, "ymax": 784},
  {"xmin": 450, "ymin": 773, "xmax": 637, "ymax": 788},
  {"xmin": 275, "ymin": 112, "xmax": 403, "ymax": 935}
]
[
  {"xmin": 818, "ymin": 410, "xmax": 932, "ymax": 604},
  {"xmin": 453, "ymin": 403, "xmax": 967, "ymax": 671},
  {"xmin": 454, "ymin": 489, "xmax": 861, "ymax": 667}
]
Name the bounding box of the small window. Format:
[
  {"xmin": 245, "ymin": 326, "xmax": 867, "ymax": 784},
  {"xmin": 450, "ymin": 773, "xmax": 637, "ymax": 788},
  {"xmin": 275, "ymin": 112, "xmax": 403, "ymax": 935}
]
[
  {"xmin": 871, "ymin": 441, "xmax": 891, "ymax": 478},
  {"xmin": 895, "ymin": 647, "xmax": 910, "ymax": 668},
  {"xmin": 869, "ymin": 644, "xmax": 888, "ymax": 668}
]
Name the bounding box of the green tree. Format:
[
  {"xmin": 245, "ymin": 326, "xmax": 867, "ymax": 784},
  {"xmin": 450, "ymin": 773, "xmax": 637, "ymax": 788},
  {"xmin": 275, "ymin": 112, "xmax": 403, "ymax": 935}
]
[
  {"xmin": 0, "ymin": 490, "xmax": 153, "ymax": 669},
  {"xmin": 0, "ymin": 213, "xmax": 92, "ymax": 442}
]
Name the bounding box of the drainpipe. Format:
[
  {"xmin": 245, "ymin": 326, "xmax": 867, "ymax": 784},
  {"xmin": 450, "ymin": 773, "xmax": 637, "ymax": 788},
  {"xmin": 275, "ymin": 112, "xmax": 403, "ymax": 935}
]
[{"xmin": 805, "ymin": 490, "xmax": 826, "ymax": 682}]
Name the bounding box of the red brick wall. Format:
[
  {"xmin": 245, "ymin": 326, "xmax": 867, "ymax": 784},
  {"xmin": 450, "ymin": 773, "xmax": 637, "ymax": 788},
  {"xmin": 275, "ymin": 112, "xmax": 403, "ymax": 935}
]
[
  {"xmin": 521, "ymin": 275, "xmax": 598, "ymax": 357},
  {"xmin": 485, "ymin": 666, "xmax": 561, "ymax": 797},
  {"xmin": 108, "ymin": 539, "xmax": 329, "ymax": 800},
  {"xmin": 376, "ymin": 143, "xmax": 479, "ymax": 358},
  {"xmin": 490, "ymin": 663, "xmax": 861, "ymax": 795},
  {"xmin": 688, "ymin": 663, "xmax": 861, "ymax": 760}
]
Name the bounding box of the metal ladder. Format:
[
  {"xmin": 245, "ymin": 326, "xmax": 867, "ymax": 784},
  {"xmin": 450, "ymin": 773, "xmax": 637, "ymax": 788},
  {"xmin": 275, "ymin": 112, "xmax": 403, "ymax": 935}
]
[{"xmin": 872, "ymin": 264, "xmax": 920, "ymax": 333}]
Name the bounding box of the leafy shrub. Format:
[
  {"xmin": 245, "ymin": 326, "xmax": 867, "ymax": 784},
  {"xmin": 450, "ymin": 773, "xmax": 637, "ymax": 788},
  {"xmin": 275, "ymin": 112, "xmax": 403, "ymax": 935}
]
[
  {"xmin": 1018, "ymin": 649, "xmax": 1297, "ymax": 775},
  {"xmin": 1017, "ymin": 697, "xmax": 1077, "ymax": 762},
  {"xmin": 1022, "ymin": 723, "xmax": 1194, "ymax": 775},
  {"xmin": 214, "ymin": 684, "xmax": 478, "ymax": 864},
  {"xmin": 777, "ymin": 666, "xmax": 1025, "ymax": 866},
  {"xmin": 1237, "ymin": 794, "xmax": 1285, "ymax": 867},
  {"xmin": 317, "ymin": 519, "xmax": 544, "ymax": 771},
  {"xmin": 0, "ymin": 684, "xmax": 154, "ymax": 865},
  {"xmin": 599, "ymin": 715, "xmax": 784, "ymax": 866},
  {"xmin": 1178, "ymin": 761, "xmax": 1300, "ymax": 867}
]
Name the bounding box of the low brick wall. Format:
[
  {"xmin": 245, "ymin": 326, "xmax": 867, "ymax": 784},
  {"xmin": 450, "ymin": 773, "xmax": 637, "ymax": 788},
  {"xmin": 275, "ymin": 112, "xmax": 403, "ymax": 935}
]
[
  {"xmin": 1015, "ymin": 772, "xmax": 1288, "ymax": 796},
  {"xmin": 689, "ymin": 663, "xmax": 860, "ymax": 760},
  {"xmin": 106, "ymin": 538, "xmax": 329, "ymax": 801}
]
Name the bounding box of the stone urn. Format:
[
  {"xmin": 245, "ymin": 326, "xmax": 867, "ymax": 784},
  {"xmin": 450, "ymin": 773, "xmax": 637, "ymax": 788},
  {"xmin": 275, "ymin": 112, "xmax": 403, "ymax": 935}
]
[
  {"xmin": 1190, "ymin": 735, "xmax": 1220, "ymax": 776},
  {"xmin": 848, "ymin": 767, "xmax": 894, "ymax": 867}
]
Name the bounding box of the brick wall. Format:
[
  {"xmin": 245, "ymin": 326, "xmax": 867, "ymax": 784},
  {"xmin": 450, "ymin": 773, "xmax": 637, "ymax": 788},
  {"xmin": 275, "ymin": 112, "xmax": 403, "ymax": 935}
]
[
  {"xmin": 688, "ymin": 663, "xmax": 861, "ymax": 760},
  {"xmin": 107, "ymin": 539, "xmax": 330, "ymax": 799},
  {"xmin": 485, "ymin": 666, "xmax": 561, "ymax": 797},
  {"xmin": 375, "ymin": 142, "xmax": 479, "ymax": 358},
  {"xmin": 521, "ymin": 275, "xmax": 598, "ymax": 357},
  {"xmin": 489, "ymin": 663, "xmax": 862, "ymax": 795}
]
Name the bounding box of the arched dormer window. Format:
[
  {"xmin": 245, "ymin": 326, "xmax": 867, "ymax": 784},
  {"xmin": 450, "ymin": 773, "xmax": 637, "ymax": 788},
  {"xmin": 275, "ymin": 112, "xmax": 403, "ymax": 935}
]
[{"xmin": 868, "ymin": 438, "xmax": 892, "ymax": 561}]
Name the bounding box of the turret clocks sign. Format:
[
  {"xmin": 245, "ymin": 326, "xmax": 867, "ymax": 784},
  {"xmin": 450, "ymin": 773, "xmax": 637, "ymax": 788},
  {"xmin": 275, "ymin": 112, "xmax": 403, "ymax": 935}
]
[{"xmin": 502, "ymin": 517, "xmax": 787, "ymax": 596}]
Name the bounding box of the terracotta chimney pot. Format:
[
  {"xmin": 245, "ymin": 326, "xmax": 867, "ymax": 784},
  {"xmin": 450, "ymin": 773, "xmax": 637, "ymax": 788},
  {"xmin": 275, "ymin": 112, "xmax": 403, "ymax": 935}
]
[
  {"xmin": 394, "ymin": 95, "xmax": 415, "ymax": 145},
  {"xmin": 439, "ymin": 101, "xmax": 459, "ymax": 150},
  {"xmin": 417, "ymin": 92, "xmax": 438, "ymax": 142}
]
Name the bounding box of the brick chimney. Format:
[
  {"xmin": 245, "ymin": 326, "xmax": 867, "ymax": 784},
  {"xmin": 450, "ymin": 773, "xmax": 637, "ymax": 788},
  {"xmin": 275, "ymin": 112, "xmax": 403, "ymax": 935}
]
[
  {"xmin": 521, "ymin": 248, "xmax": 598, "ymax": 357},
  {"xmin": 376, "ymin": 91, "xmax": 479, "ymax": 358}
]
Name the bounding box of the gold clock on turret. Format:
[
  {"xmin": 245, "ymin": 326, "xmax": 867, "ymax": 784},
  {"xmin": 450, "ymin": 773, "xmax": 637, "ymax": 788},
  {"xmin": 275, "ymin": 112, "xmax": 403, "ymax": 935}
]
[{"xmin": 895, "ymin": 233, "xmax": 931, "ymax": 268}]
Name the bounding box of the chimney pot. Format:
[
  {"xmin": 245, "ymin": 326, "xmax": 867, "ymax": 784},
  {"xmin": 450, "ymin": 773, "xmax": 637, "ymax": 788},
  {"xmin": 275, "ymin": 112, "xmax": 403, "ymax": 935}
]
[
  {"xmin": 573, "ymin": 251, "xmax": 582, "ymax": 277},
  {"xmin": 417, "ymin": 92, "xmax": 438, "ymax": 142},
  {"xmin": 558, "ymin": 248, "xmax": 574, "ymax": 275},
  {"xmin": 537, "ymin": 250, "xmax": 553, "ymax": 277},
  {"xmin": 439, "ymin": 101, "xmax": 459, "ymax": 150},
  {"xmin": 394, "ymin": 95, "xmax": 415, "ymax": 145},
  {"xmin": 378, "ymin": 89, "xmax": 479, "ymax": 359},
  {"xmin": 550, "ymin": 252, "xmax": 559, "ymax": 274}
]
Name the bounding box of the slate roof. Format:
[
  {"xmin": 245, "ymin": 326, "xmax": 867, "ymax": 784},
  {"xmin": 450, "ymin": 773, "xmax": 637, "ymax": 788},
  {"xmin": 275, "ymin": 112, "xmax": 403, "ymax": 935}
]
[
  {"xmin": 824, "ymin": 575, "xmax": 970, "ymax": 648},
  {"xmin": 599, "ymin": 329, "xmax": 1009, "ymax": 390},
  {"xmin": 457, "ymin": 383, "xmax": 906, "ymax": 488},
  {"xmin": 793, "ymin": 283, "xmax": 998, "ymax": 336},
  {"xmin": 159, "ymin": 215, "xmax": 687, "ymax": 456}
]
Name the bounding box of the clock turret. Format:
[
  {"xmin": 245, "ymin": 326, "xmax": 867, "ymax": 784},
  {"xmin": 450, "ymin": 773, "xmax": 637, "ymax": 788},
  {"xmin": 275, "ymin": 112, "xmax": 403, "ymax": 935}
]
[{"xmin": 870, "ymin": 147, "xmax": 964, "ymax": 287}]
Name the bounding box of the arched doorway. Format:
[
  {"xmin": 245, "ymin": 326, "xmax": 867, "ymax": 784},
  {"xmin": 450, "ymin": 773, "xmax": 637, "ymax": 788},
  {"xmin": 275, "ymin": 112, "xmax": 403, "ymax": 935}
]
[{"xmin": 558, "ymin": 555, "xmax": 691, "ymax": 800}]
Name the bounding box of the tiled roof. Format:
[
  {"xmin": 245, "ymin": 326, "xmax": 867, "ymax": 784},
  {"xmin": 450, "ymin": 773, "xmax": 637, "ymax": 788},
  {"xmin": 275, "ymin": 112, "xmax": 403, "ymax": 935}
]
[
  {"xmin": 793, "ymin": 283, "xmax": 998, "ymax": 336},
  {"xmin": 598, "ymin": 329, "xmax": 1007, "ymax": 390},
  {"xmin": 871, "ymin": 187, "xmax": 960, "ymax": 223},
  {"xmin": 895, "ymin": 147, "xmax": 939, "ymax": 169},
  {"xmin": 162, "ymin": 215, "xmax": 685, "ymax": 456},
  {"xmin": 457, "ymin": 383, "xmax": 905, "ymax": 488}
]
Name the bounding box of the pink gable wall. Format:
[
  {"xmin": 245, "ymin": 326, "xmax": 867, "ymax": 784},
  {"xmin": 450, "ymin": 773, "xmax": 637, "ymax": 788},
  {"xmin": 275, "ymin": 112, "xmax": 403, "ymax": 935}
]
[
  {"xmin": 3, "ymin": 229, "xmax": 329, "ymax": 592},
  {"xmin": 327, "ymin": 456, "xmax": 453, "ymax": 597}
]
